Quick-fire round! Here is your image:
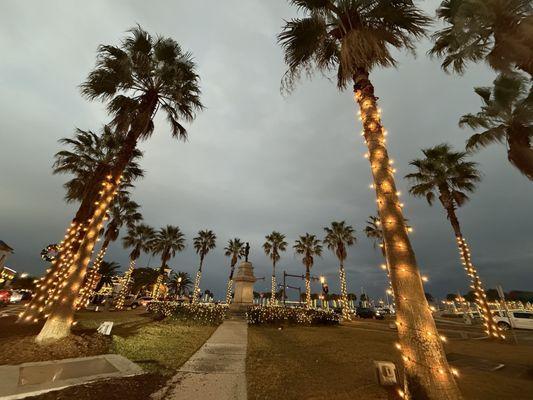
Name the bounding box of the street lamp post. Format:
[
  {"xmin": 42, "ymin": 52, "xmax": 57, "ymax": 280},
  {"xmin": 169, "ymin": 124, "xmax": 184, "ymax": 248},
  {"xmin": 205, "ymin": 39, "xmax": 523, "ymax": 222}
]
[{"xmin": 176, "ymin": 276, "xmax": 182, "ymax": 299}]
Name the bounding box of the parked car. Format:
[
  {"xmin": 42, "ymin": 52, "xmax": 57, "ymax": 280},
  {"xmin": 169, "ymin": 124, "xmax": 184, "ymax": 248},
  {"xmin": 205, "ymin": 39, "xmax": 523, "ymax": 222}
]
[
  {"xmin": 492, "ymin": 310, "xmax": 533, "ymax": 330},
  {"xmin": 9, "ymin": 290, "xmax": 23, "ymax": 303},
  {"xmin": 375, "ymin": 307, "xmax": 394, "ymax": 316},
  {"xmin": 123, "ymin": 295, "xmax": 142, "ymax": 309},
  {"xmin": 135, "ymin": 296, "xmax": 154, "ymax": 307},
  {"xmin": 332, "ymin": 307, "xmax": 356, "ymax": 318},
  {"xmin": 19, "ymin": 290, "xmax": 33, "ymax": 301},
  {"xmin": 356, "ymin": 307, "xmax": 384, "ymax": 320},
  {"xmin": 0, "ymin": 290, "xmax": 11, "ymax": 305}
]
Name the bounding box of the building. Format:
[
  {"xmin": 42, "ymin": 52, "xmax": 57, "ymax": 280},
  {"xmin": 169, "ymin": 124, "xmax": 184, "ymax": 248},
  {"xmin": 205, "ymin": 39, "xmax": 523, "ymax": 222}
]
[
  {"xmin": 0, "ymin": 240, "xmax": 14, "ymax": 270},
  {"xmin": 0, "ymin": 241, "xmax": 16, "ymax": 286}
]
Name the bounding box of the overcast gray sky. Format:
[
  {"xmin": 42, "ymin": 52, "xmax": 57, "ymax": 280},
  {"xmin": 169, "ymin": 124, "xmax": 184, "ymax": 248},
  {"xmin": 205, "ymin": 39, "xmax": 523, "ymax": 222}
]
[{"xmin": 1, "ymin": 0, "xmax": 531, "ymax": 301}]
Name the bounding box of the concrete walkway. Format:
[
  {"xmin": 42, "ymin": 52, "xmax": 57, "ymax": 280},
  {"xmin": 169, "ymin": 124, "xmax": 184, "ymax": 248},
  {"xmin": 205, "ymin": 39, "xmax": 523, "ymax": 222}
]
[{"xmin": 152, "ymin": 318, "xmax": 247, "ymax": 400}]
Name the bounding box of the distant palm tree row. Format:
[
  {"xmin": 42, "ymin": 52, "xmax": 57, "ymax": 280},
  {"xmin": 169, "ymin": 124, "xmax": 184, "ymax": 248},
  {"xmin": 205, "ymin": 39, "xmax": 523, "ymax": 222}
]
[{"xmin": 262, "ymin": 221, "xmax": 355, "ymax": 319}]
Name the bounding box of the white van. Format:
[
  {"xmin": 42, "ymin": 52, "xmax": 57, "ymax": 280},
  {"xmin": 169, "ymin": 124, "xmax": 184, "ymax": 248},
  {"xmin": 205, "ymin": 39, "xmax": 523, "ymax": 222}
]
[{"xmin": 492, "ymin": 310, "xmax": 533, "ymax": 330}]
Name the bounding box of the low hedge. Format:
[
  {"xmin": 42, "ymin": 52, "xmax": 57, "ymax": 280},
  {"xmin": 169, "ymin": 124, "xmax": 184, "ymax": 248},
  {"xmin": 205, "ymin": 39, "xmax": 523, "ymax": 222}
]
[
  {"xmin": 246, "ymin": 305, "xmax": 340, "ymax": 326},
  {"xmin": 148, "ymin": 301, "xmax": 228, "ymax": 325}
]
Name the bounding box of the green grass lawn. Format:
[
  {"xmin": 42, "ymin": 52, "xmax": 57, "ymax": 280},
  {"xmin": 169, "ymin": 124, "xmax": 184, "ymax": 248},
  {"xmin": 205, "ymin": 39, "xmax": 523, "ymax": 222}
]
[
  {"xmin": 112, "ymin": 319, "xmax": 216, "ymax": 374},
  {"xmin": 246, "ymin": 323, "xmax": 533, "ymax": 400},
  {"xmin": 76, "ymin": 309, "xmax": 217, "ymax": 374}
]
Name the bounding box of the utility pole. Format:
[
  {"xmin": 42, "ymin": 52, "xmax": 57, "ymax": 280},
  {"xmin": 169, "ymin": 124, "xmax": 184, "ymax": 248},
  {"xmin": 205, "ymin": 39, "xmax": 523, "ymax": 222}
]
[
  {"xmin": 283, "ymin": 271, "xmax": 286, "ymax": 306},
  {"xmin": 279, "ymin": 283, "xmax": 302, "ymax": 305}
]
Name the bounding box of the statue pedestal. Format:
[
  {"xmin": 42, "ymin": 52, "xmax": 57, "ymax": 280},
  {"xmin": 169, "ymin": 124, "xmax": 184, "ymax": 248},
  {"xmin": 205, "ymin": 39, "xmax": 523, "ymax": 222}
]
[{"xmin": 230, "ymin": 261, "xmax": 256, "ymax": 313}]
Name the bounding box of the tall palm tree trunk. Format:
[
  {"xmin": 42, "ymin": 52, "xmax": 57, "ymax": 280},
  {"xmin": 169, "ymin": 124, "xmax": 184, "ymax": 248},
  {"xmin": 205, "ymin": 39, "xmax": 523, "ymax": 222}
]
[
  {"xmin": 151, "ymin": 274, "xmax": 164, "ymax": 299},
  {"xmin": 34, "ymin": 96, "xmax": 158, "ymax": 343},
  {"xmin": 270, "ymin": 261, "xmax": 277, "ymax": 305},
  {"xmin": 225, "ymin": 263, "xmax": 236, "ymax": 304},
  {"xmin": 338, "ymin": 262, "xmax": 350, "ymax": 320},
  {"xmin": 192, "ymin": 257, "xmax": 204, "ymax": 304},
  {"xmin": 354, "ymin": 69, "xmax": 461, "ymax": 399},
  {"xmin": 18, "ymin": 165, "xmax": 110, "ymax": 324},
  {"xmin": 35, "ymin": 174, "xmax": 120, "ymax": 343},
  {"xmin": 445, "ymin": 206, "xmax": 502, "ymax": 338},
  {"xmin": 152, "ymin": 258, "xmax": 167, "ymax": 299},
  {"xmin": 305, "ymin": 266, "xmax": 311, "ymax": 308},
  {"xmin": 115, "ymin": 259, "xmax": 135, "ymax": 310},
  {"xmin": 76, "ymin": 238, "xmax": 111, "ymax": 310}
]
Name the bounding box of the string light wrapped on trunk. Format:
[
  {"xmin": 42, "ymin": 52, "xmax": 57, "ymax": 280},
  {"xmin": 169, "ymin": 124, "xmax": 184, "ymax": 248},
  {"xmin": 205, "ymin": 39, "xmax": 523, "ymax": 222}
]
[
  {"xmin": 271, "ymin": 275, "xmax": 277, "ymax": 305},
  {"xmin": 456, "ymin": 236, "xmax": 504, "ymax": 339},
  {"xmin": 191, "ymin": 270, "xmax": 202, "ymax": 304},
  {"xmin": 225, "ymin": 279, "xmax": 233, "ymax": 304},
  {"xmin": 115, "ymin": 259, "xmax": 135, "ymax": 310},
  {"xmin": 75, "ymin": 266, "xmax": 100, "ymax": 310},
  {"xmin": 28, "ymin": 174, "xmax": 120, "ymax": 334},
  {"xmin": 354, "ymin": 78, "xmax": 460, "ymax": 393},
  {"xmin": 18, "ymin": 221, "xmax": 83, "ymax": 322},
  {"xmin": 75, "ymin": 247, "xmax": 106, "ymax": 310}
]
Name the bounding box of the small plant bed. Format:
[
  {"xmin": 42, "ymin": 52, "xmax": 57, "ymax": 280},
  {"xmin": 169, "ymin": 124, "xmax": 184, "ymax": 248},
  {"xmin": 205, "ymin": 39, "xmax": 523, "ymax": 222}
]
[
  {"xmin": 148, "ymin": 301, "xmax": 228, "ymax": 325},
  {"xmin": 246, "ymin": 306, "xmax": 340, "ymax": 326},
  {"xmin": 0, "ymin": 331, "xmax": 110, "ymax": 365},
  {"xmin": 1, "ymin": 309, "xmax": 216, "ymax": 399},
  {"xmin": 26, "ymin": 373, "xmax": 167, "ymax": 400}
]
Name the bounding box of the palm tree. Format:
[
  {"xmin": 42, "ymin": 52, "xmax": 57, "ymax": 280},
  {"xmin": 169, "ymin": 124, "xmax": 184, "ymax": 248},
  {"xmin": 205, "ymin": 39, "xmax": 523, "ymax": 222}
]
[
  {"xmin": 53, "ymin": 126, "xmax": 143, "ymax": 204},
  {"xmin": 263, "ymin": 231, "xmax": 288, "ymax": 305},
  {"xmin": 431, "ymin": 0, "xmax": 533, "ymax": 77},
  {"xmin": 169, "ymin": 272, "xmax": 193, "ymax": 298},
  {"xmin": 122, "ymin": 223, "xmax": 156, "ymax": 265},
  {"xmin": 363, "ymin": 215, "xmax": 384, "ymax": 253},
  {"xmin": 77, "ymin": 194, "xmax": 142, "ymax": 309},
  {"xmin": 460, "ymin": 72, "xmax": 533, "ymax": 180},
  {"xmin": 277, "ymin": 3, "xmax": 459, "ymax": 397},
  {"xmin": 405, "ymin": 143, "xmax": 502, "ymax": 340},
  {"xmin": 150, "ymin": 226, "xmax": 186, "ymax": 299},
  {"xmin": 37, "ymin": 127, "xmax": 144, "ymax": 312},
  {"xmin": 294, "ymin": 234, "xmax": 322, "ymax": 308},
  {"xmin": 323, "ymin": 221, "xmax": 355, "ymax": 320},
  {"xmin": 100, "ymin": 196, "xmax": 142, "ymax": 255},
  {"xmin": 115, "ymin": 223, "xmax": 155, "ymax": 309},
  {"xmin": 224, "ymin": 238, "xmax": 245, "ymax": 304},
  {"xmin": 92, "ymin": 195, "xmax": 142, "ymax": 276},
  {"xmin": 94, "ymin": 260, "xmax": 120, "ymax": 292},
  {"xmin": 192, "ymin": 230, "xmax": 217, "ymax": 303},
  {"xmin": 32, "ymin": 26, "xmax": 203, "ymax": 343}
]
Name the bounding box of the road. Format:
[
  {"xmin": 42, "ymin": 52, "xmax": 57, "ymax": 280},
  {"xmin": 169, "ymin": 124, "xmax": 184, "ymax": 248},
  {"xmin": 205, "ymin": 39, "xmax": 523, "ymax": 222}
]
[
  {"xmin": 345, "ymin": 316, "xmax": 533, "ymax": 345},
  {"xmin": 0, "ymin": 303, "xmax": 25, "ymax": 318}
]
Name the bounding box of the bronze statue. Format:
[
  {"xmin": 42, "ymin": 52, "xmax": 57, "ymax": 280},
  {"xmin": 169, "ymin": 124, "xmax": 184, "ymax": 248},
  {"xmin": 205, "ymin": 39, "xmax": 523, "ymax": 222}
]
[{"xmin": 244, "ymin": 242, "xmax": 250, "ymax": 262}]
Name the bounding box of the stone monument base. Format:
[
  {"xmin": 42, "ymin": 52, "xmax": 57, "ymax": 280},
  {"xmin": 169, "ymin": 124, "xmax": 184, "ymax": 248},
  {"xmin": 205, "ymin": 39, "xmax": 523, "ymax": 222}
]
[{"xmin": 229, "ymin": 260, "xmax": 256, "ymax": 316}]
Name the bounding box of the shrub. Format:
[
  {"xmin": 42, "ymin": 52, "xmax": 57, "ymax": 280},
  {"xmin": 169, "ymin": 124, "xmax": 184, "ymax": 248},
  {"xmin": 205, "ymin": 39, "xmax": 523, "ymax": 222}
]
[
  {"xmin": 148, "ymin": 301, "xmax": 228, "ymax": 325},
  {"xmin": 246, "ymin": 306, "xmax": 340, "ymax": 326}
]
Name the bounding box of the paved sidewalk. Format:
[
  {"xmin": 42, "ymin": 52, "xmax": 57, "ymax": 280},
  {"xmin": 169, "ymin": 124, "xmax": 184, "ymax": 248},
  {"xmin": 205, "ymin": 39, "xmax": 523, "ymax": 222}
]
[{"xmin": 152, "ymin": 318, "xmax": 247, "ymax": 400}]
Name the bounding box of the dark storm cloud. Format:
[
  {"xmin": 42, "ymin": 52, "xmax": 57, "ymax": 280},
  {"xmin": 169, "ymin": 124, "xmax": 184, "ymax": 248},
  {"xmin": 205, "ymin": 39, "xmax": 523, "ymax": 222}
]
[{"xmin": 1, "ymin": 0, "xmax": 531, "ymax": 302}]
